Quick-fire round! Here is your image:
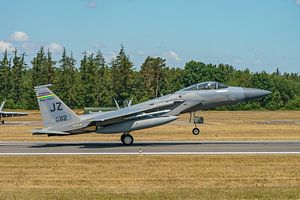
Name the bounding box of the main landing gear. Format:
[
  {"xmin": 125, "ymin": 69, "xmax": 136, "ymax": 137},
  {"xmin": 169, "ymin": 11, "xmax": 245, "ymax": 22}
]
[
  {"xmin": 121, "ymin": 132, "xmax": 134, "ymax": 145},
  {"xmin": 189, "ymin": 112, "xmax": 204, "ymax": 136}
]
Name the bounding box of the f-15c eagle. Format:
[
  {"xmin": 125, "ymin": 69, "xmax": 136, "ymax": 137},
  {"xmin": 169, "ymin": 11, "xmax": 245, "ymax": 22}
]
[
  {"xmin": 33, "ymin": 82, "xmax": 271, "ymax": 145},
  {"xmin": 0, "ymin": 101, "xmax": 28, "ymax": 124}
]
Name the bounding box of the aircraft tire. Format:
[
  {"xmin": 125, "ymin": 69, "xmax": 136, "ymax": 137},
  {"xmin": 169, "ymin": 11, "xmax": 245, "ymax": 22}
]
[
  {"xmin": 121, "ymin": 134, "xmax": 134, "ymax": 145},
  {"xmin": 120, "ymin": 134, "xmax": 125, "ymax": 142},
  {"xmin": 192, "ymin": 127, "xmax": 200, "ymax": 135}
]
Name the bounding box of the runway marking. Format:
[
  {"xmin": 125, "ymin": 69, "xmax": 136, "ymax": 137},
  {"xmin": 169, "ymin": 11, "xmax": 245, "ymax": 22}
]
[
  {"xmin": 0, "ymin": 152, "xmax": 300, "ymax": 156},
  {"xmin": 1, "ymin": 140, "xmax": 300, "ymax": 144}
]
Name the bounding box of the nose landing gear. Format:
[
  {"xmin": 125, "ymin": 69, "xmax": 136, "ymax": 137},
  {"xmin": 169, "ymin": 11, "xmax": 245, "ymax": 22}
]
[
  {"xmin": 189, "ymin": 112, "xmax": 204, "ymax": 135},
  {"xmin": 192, "ymin": 127, "xmax": 200, "ymax": 135}
]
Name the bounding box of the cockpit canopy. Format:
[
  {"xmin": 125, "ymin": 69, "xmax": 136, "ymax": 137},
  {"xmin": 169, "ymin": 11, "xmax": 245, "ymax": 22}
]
[{"xmin": 180, "ymin": 81, "xmax": 228, "ymax": 91}]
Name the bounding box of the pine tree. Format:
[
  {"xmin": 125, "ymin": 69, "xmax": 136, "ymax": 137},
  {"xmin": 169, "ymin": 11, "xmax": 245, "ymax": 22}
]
[
  {"xmin": 140, "ymin": 56, "xmax": 166, "ymax": 98},
  {"xmin": 95, "ymin": 51, "xmax": 112, "ymax": 106},
  {"xmin": 131, "ymin": 70, "xmax": 147, "ymax": 103},
  {"xmin": 162, "ymin": 67, "xmax": 184, "ymax": 95},
  {"xmin": 10, "ymin": 49, "xmax": 26, "ymax": 107},
  {"xmin": 56, "ymin": 48, "xmax": 79, "ymax": 107},
  {"xmin": 31, "ymin": 47, "xmax": 47, "ymax": 86},
  {"xmin": 20, "ymin": 67, "xmax": 36, "ymax": 109},
  {"xmin": 43, "ymin": 50, "xmax": 56, "ymax": 84},
  {"xmin": 79, "ymin": 52, "xmax": 100, "ymax": 106},
  {"xmin": 0, "ymin": 50, "xmax": 12, "ymax": 101},
  {"xmin": 111, "ymin": 45, "xmax": 134, "ymax": 104},
  {"xmin": 31, "ymin": 47, "xmax": 56, "ymax": 86}
]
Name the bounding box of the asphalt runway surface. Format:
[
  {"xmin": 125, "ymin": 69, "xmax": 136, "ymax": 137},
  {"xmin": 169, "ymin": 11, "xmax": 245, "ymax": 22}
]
[{"xmin": 1, "ymin": 141, "xmax": 300, "ymax": 155}]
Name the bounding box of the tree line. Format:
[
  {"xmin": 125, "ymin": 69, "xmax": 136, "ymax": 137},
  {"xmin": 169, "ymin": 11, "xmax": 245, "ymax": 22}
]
[{"xmin": 0, "ymin": 46, "xmax": 299, "ymax": 110}]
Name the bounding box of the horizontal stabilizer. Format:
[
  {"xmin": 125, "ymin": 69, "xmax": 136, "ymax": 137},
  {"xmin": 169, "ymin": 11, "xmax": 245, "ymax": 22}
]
[{"xmin": 32, "ymin": 129, "xmax": 70, "ymax": 136}]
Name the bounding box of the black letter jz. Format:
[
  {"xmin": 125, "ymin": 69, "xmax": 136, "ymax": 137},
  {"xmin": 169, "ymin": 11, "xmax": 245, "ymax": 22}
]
[{"xmin": 50, "ymin": 102, "xmax": 63, "ymax": 112}]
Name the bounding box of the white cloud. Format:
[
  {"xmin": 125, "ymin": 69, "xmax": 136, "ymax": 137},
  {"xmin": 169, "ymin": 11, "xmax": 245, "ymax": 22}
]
[
  {"xmin": 47, "ymin": 43, "xmax": 63, "ymax": 53},
  {"xmin": 10, "ymin": 31, "xmax": 29, "ymax": 42},
  {"xmin": 164, "ymin": 51, "xmax": 181, "ymax": 62},
  {"xmin": 136, "ymin": 50, "xmax": 144, "ymax": 56},
  {"xmin": 233, "ymin": 58, "xmax": 243, "ymax": 65},
  {"xmin": 92, "ymin": 42, "xmax": 106, "ymax": 49},
  {"xmin": 21, "ymin": 42, "xmax": 39, "ymax": 52},
  {"xmin": 104, "ymin": 52, "xmax": 117, "ymax": 61},
  {"xmin": 85, "ymin": 0, "xmax": 97, "ymax": 8},
  {"xmin": 0, "ymin": 40, "xmax": 15, "ymax": 52},
  {"xmin": 296, "ymin": 0, "xmax": 300, "ymax": 5},
  {"xmin": 253, "ymin": 59, "xmax": 263, "ymax": 66}
]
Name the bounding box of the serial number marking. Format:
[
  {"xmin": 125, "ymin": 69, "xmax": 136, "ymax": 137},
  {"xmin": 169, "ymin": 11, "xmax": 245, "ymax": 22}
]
[{"xmin": 55, "ymin": 115, "xmax": 68, "ymax": 122}]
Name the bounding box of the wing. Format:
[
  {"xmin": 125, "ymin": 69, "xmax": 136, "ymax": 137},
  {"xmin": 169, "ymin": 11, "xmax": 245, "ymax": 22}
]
[
  {"xmin": 0, "ymin": 111, "xmax": 28, "ymax": 117},
  {"xmin": 86, "ymin": 99, "xmax": 185, "ymax": 126}
]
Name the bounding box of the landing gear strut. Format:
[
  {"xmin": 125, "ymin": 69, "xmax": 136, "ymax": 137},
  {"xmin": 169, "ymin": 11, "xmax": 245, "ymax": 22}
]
[
  {"xmin": 189, "ymin": 112, "xmax": 204, "ymax": 135},
  {"xmin": 121, "ymin": 132, "xmax": 134, "ymax": 145}
]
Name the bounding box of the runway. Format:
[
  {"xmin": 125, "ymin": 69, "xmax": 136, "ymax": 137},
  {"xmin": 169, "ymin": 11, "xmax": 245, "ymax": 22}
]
[{"xmin": 1, "ymin": 141, "xmax": 300, "ymax": 155}]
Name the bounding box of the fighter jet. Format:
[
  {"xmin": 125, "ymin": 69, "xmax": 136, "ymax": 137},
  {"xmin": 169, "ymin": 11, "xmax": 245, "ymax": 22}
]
[
  {"xmin": 33, "ymin": 82, "xmax": 271, "ymax": 145},
  {"xmin": 0, "ymin": 100, "xmax": 28, "ymax": 124}
]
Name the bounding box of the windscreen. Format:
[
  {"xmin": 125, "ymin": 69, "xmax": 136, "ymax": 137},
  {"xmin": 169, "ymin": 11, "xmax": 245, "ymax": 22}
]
[{"xmin": 180, "ymin": 82, "xmax": 228, "ymax": 91}]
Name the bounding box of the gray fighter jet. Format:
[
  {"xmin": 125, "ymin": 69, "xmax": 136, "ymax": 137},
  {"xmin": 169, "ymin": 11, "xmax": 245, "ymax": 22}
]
[
  {"xmin": 33, "ymin": 82, "xmax": 271, "ymax": 145},
  {"xmin": 0, "ymin": 101, "xmax": 28, "ymax": 124}
]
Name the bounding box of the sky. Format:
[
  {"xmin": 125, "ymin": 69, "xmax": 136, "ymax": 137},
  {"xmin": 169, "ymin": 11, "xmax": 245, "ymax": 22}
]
[{"xmin": 0, "ymin": 0, "xmax": 300, "ymax": 73}]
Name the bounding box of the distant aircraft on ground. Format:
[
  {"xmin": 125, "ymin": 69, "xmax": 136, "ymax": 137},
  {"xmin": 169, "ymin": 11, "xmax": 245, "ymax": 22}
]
[
  {"xmin": 33, "ymin": 82, "xmax": 271, "ymax": 145},
  {"xmin": 0, "ymin": 101, "xmax": 28, "ymax": 124}
]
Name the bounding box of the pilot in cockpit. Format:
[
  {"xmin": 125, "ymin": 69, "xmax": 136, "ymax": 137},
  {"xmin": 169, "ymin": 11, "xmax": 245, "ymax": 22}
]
[{"xmin": 179, "ymin": 81, "xmax": 228, "ymax": 92}]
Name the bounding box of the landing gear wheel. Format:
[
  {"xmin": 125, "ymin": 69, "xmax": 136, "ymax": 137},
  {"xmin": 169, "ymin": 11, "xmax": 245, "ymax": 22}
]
[
  {"xmin": 1, "ymin": 120, "xmax": 4, "ymax": 124},
  {"xmin": 121, "ymin": 134, "xmax": 134, "ymax": 145},
  {"xmin": 120, "ymin": 134, "xmax": 125, "ymax": 142},
  {"xmin": 192, "ymin": 127, "xmax": 200, "ymax": 135}
]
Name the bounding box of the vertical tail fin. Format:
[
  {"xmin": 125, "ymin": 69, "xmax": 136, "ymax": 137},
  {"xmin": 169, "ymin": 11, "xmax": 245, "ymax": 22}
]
[
  {"xmin": 34, "ymin": 84, "xmax": 80, "ymax": 128},
  {"xmin": 0, "ymin": 100, "xmax": 5, "ymax": 111},
  {"xmin": 114, "ymin": 98, "xmax": 120, "ymax": 110}
]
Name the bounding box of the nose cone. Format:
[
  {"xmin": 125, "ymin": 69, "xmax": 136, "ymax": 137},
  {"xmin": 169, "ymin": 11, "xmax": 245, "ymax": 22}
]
[{"xmin": 243, "ymin": 88, "xmax": 271, "ymax": 101}]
